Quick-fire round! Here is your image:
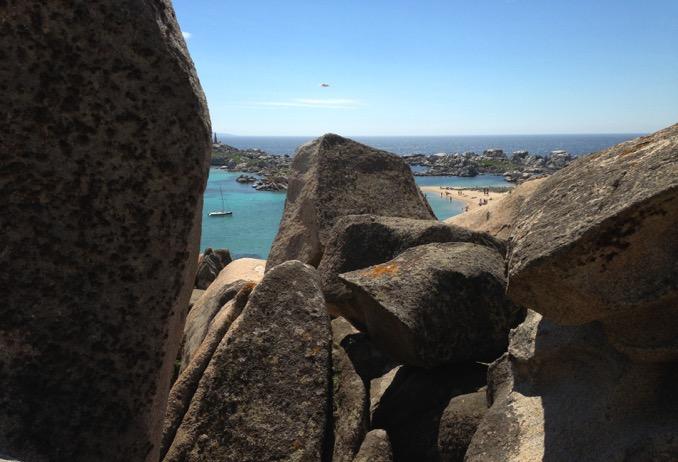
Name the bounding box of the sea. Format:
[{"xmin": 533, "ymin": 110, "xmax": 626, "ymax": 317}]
[{"xmin": 201, "ymin": 133, "xmax": 642, "ymax": 258}]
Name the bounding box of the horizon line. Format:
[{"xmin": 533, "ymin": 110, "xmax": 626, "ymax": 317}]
[{"xmin": 215, "ymin": 131, "xmax": 647, "ymax": 138}]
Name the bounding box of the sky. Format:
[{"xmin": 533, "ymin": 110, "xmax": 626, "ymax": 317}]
[{"xmin": 172, "ymin": 0, "xmax": 678, "ymax": 136}]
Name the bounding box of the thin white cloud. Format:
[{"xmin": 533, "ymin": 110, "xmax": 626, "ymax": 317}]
[
  {"xmin": 182, "ymin": 31, "xmax": 192, "ymax": 40},
  {"xmin": 247, "ymin": 98, "xmax": 362, "ymax": 109}
]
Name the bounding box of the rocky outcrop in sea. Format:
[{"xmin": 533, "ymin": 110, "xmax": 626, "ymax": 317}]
[{"xmin": 403, "ymin": 148, "xmax": 576, "ymax": 182}]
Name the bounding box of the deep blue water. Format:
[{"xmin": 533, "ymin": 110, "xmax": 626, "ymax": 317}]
[
  {"xmin": 217, "ymin": 133, "xmax": 642, "ymax": 156},
  {"xmin": 201, "ymin": 170, "xmax": 508, "ymax": 258}
]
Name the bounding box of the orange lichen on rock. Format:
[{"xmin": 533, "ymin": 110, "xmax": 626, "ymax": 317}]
[{"xmin": 368, "ymin": 263, "xmax": 400, "ymax": 278}]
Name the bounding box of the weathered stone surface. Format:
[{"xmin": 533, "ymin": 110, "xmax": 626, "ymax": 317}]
[
  {"xmin": 445, "ymin": 178, "xmax": 546, "ymax": 240},
  {"xmin": 0, "ymin": 2, "xmax": 210, "ymax": 461},
  {"xmin": 189, "ymin": 289, "xmax": 205, "ymax": 310},
  {"xmin": 161, "ymin": 285, "xmax": 253, "ymax": 459},
  {"xmin": 332, "ymin": 324, "xmax": 369, "ymax": 462},
  {"xmin": 194, "ymin": 248, "xmax": 232, "ymax": 289},
  {"xmin": 180, "ymin": 258, "xmax": 264, "ymax": 370},
  {"xmin": 180, "ymin": 279, "xmax": 252, "ymax": 371},
  {"xmin": 340, "ymin": 242, "xmax": 520, "ymax": 367},
  {"xmin": 508, "ymin": 125, "xmax": 678, "ymax": 360},
  {"xmin": 319, "ymin": 214, "xmax": 505, "ymax": 329},
  {"xmin": 437, "ymin": 390, "xmax": 487, "ymax": 462},
  {"xmin": 162, "ymin": 261, "xmax": 332, "ymax": 462},
  {"xmin": 267, "ymin": 134, "xmax": 435, "ymax": 270},
  {"xmin": 332, "ymin": 317, "xmax": 396, "ymax": 384},
  {"xmin": 215, "ymin": 257, "xmax": 266, "ymax": 284},
  {"xmin": 371, "ymin": 364, "xmax": 486, "ymax": 461},
  {"xmin": 353, "ymin": 430, "xmax": 393, "ymax": 462},
  {"xmin": 465, "ymin": 311, "xmax": 678, "ymax": 462}
]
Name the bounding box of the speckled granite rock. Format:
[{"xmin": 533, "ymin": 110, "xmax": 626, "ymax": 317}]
[
  {"xmin": 0, "ymin": 2, "xmax": 210, "ymax": 461},
  {"xmin": 160, "ymin": 285, "xmax": 253, "ymax": 459},
  {"xmin": 267, "ymin": 134, "xmax": 435, "ymax": 270},
  {"xmin": 162, "ymin": 261, "xmax": 332, "ymax": 462},
  {"xmin": 508, "ymin": 125, "xmax": 678, "ymax": 361},
  {"xmin": 340, "ymin": 242, "xmax": 520, "ymax": 367},
  {"xmin": 353, "ymin": 430, "xmax": 393, "ymax": 462},
  {"xmin": 319, "ymin": 215, "xmax": 504, "ymax": 330}
]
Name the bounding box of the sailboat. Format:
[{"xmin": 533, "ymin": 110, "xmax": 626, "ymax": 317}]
[{"xmin": 209, "ymin": 186, "xmax": 233, "ymax": 217}]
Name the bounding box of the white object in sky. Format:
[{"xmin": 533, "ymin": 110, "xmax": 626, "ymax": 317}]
[{"xmin": 319, "ymin": 83, "xmax": 330, "ymax": 87}]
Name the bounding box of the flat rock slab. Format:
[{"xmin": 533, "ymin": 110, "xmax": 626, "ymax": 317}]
[
  {"xmin": 162, "ymin": 261, "xmax": 331, "ymax": 462},
  {"xmin": 0, "ymin": 2, "xmax": 210, "ymax": 461},
  {"xmin": 319, "ymin": 214, "xmax": 504, "ymax": 329},
  {"xmin": 340, "ymin": 242, "xmax": 520, "ymax": 367},
  {"xmin": 267, "ymin": 134, "xmax": 435, "ymax": 269},
  {"xmin": 508, "ymin": 125, "xmax": 678, "ymax": 329}
]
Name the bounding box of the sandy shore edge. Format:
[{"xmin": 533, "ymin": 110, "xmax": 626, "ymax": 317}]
[{"xmin": 420, "ymin": 186, "xmax": 508, "ymax": 213}]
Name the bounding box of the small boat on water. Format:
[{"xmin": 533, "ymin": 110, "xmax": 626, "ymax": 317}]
[{"xmin": 209, "ymin": 186, "xmax": 233, "ymax": 217}]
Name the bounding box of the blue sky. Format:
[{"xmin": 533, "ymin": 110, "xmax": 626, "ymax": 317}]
[{"xmin": 173, "ymin": 0, "xmax": 678, "ymax": 136}]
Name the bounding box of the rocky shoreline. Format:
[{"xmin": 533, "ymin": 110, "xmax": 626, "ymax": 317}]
[{"xmin": 213, "ymin": 141, "xmax": 576, "ymax": 188}]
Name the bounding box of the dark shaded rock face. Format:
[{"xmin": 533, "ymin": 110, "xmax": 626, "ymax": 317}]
[
  {"xmin": 370, "ymin": 364, "xmax": 486, "ymax": 461},
  {"xmin": 194, "ymin": 248, "xmax": 232, "ymax": 289},
  {"xmin": 162, "ymin": 261, "xmax": 332, "ymax": 462},
  {"xmin": 0, "ymin": 2, "xmax": 210, "ymax": 462},
  {"xmin": 318, "ymin": 215, "xmax": 505, "ymax": 329},
  {"xmin": 437, "ymin": 390, "xmax": 487, "ymax": 462},
  {"xmin": 332, "ymin": 318, "xmax": 397, "ymax": 385},
  {"xmin": 508, "ymin": 125, "xmax": 678, "ymax": 361},
  {"xmin": 267, "ymin": 134, "xmax": 435, "ymax": 270},
  {"xmin": 332, "ymin": 321, "xmax": 369, "ymax": 462},
  {"xmin": 353, "ymin": 430, "xmax": 393, "ymax": 462},
  {"xmin": 339, "ymin": 242, "xmax": 520, "ymax": 367},
  {"xmin": 466, "ymin": 311, "xmax": 678, "ymax": 462}
]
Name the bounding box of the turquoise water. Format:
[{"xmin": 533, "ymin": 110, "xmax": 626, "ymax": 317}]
[{"xmin": 200, "ymin": 169, "xmax": 508, "ymax": 258}]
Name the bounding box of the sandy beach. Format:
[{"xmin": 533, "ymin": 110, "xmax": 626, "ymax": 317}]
[{"xmin": 420, "ymin": 186, "xmax": 508, "ymax": 213}]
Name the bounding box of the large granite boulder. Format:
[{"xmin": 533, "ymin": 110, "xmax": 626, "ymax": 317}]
[
  {"xmin": 445, "ymin": 178, "xmax": 546, "ymax": 240},
  {"xmin": 353, "ymin": 430, "xmax": 393, "ymax": 462},
  {"xmin": 194, "ymin": 248, "xmax": 232, "ymax": 289},
  {"xmin": 162, "ymin": 261, "xmax": 332, "ymax": 461},
  {"xmin": 0, "ymin": 2, "xmax": 210, "ymax": 461},
  {"xmin": 465, "ymin": 311, "xmax": 678, "ymax": 462},
  {"xmin": 319, "ymin": 215, "xmax": 505, "ymax": 328},
  {"xmin": 508, "ymin": 125, "xmax": 678, "ymax": 361},
  {"xmin": 267, "ymin": 134, "xmax": 435, "ymax": 269},
  {"xmin": 370, "ymin": 364, "xmax": 486, "ymax": 461},
  {"xmin": 437, "ymin": 390, "xmax": 487, "ymax": 462},
  {"xmin": 339, "ymin": 242, "xmax": 520, "ymax": 367}
]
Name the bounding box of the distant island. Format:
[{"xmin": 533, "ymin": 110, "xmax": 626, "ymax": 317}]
[{"xmin": 211, "ymin": 139, "xmax": 576, "ymax": 191}]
